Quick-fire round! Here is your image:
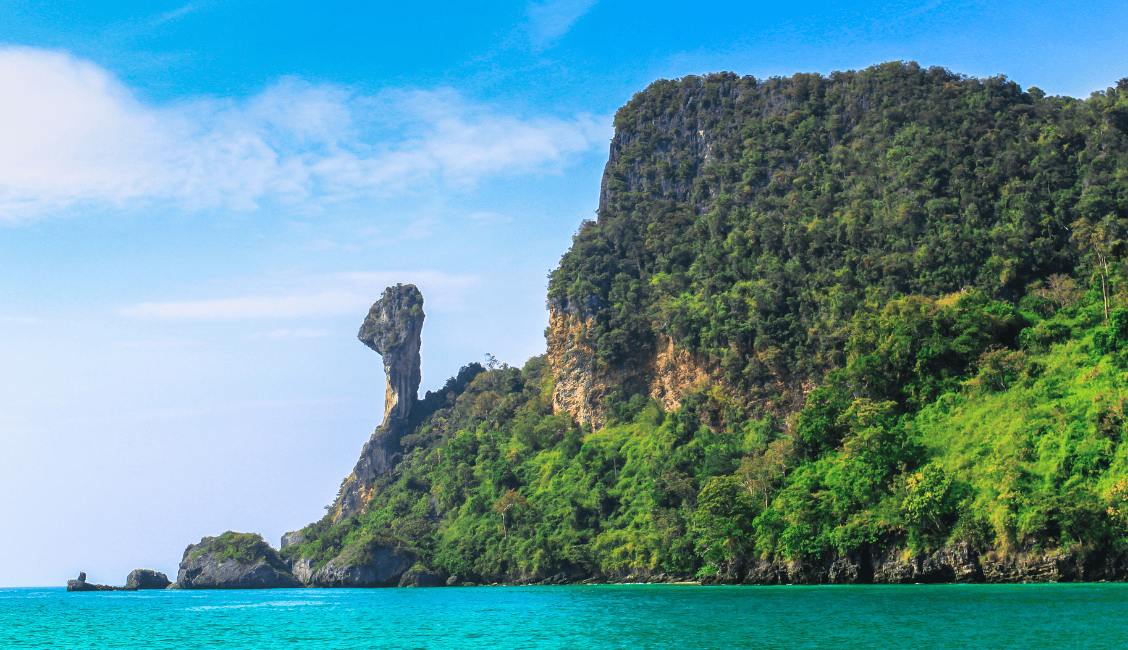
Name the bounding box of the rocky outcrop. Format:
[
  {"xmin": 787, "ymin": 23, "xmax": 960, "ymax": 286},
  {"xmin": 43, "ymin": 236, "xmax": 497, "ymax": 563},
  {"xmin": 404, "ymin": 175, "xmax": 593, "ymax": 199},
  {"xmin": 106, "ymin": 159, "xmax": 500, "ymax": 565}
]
[
  {"xmin": 546, "ymin": 303, "xmax": 612, "ymax": 429},
  {"xmin": 547, "ymin": 300, "xmax": 815, "ymax": 430},
  {"xmin": 67, "ymin": 572, "xmax": 122, "ymax": 592},
  {"xmin": 700, "ymin": 543, "xmax": 1128, "ymax": 585},
  {"xmin": 125, "ymin": 569, "xmax": 171, "ymax": 590},
  {"xmin": 302, "ymin": 545, "xmax": 414, "ymax": 587},
  {"xmin": 334, "ymin": 284, "xmax": 426, "ymax": 520},
  {"xmin": 397, "ymin": 568, "xmax": 448, "ymax": 588},
  {"xmin": 358, "ymin": 283, "xmax": 425, "ymax": 427},
  {"xmin": 546, "ymin": 299, "xmax": 692, "ymax": 430},
  {"xmin": 177, "ymin": 534, "xmax": 301, "ymax": 589},
  {"xmin": 280, "ymin": 530, "xmax": 305, "ymax": 549},
  {"xmin": 292, "ymin": 557, "xmax": 317, "ymax": 584}
]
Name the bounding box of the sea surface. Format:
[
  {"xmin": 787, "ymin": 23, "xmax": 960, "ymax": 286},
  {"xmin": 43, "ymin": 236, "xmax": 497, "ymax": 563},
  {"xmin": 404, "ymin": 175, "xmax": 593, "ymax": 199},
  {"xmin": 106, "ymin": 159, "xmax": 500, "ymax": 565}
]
[{"xmin": 3, "ymin": 583, "xmax": 1128, "ymax": 649}]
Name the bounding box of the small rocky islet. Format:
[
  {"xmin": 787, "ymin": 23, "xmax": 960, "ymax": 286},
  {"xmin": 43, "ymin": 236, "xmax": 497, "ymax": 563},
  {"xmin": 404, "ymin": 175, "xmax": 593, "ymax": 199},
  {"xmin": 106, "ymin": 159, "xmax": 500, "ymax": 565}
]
[{"xmin": 67, "ymin": 570, "xmax": 170, "ymax": 592}]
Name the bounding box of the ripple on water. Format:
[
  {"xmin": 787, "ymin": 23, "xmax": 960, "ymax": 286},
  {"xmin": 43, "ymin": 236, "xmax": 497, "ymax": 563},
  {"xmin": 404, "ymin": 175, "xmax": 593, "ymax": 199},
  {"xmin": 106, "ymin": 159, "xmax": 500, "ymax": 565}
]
[{"xmin": 2, "ymin": 584, "xmax": 1128, "ymax": 649}]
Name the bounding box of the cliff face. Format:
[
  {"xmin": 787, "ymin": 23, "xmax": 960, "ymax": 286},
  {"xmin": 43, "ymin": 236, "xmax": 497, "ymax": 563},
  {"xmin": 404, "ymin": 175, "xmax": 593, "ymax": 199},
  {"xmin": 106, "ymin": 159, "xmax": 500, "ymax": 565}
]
[
  {"xmin": 334, "ymin": 284, "xmax": 425, "ymax": 520},
  {"xmin": 546, "ymin": 74, "xmax": 834, "ymax": 429},
  {"xmin": 545, "ymin": 65, "xmax": 1094, "ymax": 429},
  {"xmin": 547, "ymin": 304, "xmax": 720, "ymax": 429}
]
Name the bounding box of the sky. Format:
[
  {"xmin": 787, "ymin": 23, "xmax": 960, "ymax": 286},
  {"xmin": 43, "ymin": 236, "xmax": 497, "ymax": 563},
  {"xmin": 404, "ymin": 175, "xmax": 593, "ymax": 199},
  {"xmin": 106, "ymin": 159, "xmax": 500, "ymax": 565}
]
[{"xmin": 1, "ymin": 0, "xmax": 1125, "ymax": 587}]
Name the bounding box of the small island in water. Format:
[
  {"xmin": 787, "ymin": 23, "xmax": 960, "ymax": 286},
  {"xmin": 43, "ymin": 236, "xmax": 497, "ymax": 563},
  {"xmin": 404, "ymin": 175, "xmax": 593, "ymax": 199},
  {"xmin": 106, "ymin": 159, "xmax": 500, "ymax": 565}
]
[{"xmin": 89, "ymin": 63, "xmax": 1128, "ymax": 590}]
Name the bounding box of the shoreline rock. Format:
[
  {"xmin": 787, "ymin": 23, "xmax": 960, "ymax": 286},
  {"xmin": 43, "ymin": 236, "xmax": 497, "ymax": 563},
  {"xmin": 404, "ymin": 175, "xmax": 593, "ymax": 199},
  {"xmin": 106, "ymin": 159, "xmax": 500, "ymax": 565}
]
[
  {"xmin": 303, "ymin": 546, "xmax": 414, "ymax": 587},
  {"xmin": 177, "ymin": 532, "xmax": 301, "ymax": 589},
  {"xmin": 697, "ymin": 542, "xmax": 1128, "ymax": 586},
  {"xmin": 67, "ymin": 572, "xmax": 124, "ymax": 592},
  {"xmin": 126, "ymin": 569, "xmax": 171, "ymax": 590}
]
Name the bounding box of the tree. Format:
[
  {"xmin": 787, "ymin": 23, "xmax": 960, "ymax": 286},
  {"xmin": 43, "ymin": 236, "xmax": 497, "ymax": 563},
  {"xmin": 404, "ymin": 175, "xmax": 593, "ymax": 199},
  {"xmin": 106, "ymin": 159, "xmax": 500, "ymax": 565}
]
[
  {"xmin": 494, "ymin": 489, "xmax": 527, "ymax": 538},
  {"xmin": 1072, "ymin": 215, "xmax": 1127, "ymax": 319},
  {"xmin": 693, "ymin": 476, "xmax": 756, "ymax": 567},
  {"xmin": 737, "ymin": 437, "xmax": 794, "ymax": 508},
  {"xmin": 902, "ymin": 464, "xmax": 954, "ymax": 536}
]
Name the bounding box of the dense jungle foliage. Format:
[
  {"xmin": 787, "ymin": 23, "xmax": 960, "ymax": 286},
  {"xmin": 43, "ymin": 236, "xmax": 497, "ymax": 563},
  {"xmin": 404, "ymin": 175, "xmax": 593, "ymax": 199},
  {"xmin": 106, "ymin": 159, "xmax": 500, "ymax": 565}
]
[
  {"xmin": 285, "ymin": 63, "xmax": 1128, "ymax": 580},
  {"xmin": 286, "ymin": 285, "xmax": 1128, "ymax": 579},
  {"xmin": 550, "ymin": 62, "xmax": 1128, "ymax": 381}
]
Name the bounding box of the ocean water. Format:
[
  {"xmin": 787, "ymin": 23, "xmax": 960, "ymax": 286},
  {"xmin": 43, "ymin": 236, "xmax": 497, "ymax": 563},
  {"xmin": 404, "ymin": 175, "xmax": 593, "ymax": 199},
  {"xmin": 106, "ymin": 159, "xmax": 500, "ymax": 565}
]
[{"xmin": 3, "ymin": 583, "xmax": 1127, "ymax": 649}]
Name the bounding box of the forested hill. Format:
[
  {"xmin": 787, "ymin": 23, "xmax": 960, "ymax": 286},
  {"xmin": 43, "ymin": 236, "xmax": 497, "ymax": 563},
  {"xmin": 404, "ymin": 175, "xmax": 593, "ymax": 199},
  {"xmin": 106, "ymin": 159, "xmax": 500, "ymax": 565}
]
[
  {"xmin": 550, "ymin": 62, "xmax": 1128, "ymax": 382},
  {"xmin": 282, "ymin": 63, "xmax": 1128, "ymax": 586}
]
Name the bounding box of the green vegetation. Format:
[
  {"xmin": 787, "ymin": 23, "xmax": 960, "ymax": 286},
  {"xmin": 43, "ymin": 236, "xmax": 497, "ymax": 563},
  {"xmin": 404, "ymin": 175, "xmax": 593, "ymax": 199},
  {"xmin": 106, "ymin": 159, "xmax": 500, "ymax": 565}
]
[
  {"xmin": 550, "ymin": 62, "xmax": 1128, "ymax": 382},
  {"xmin": 200, "ymin": 531, "xmax": 290, "ymax": 572},
  {"xmin": 286, "ymin": 290, "xmax": 1128, "ymax": 579},
  {"xmin": 287, "ymin": 64, "xmax": 1128, "ymax": 581}
]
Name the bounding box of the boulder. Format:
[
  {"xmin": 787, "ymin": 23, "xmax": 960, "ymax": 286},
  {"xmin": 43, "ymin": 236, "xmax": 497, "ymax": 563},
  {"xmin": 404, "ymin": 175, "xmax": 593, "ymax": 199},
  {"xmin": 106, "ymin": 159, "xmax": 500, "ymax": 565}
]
[
  {"xmin": 126, "ymin": 569, "xmax": 171, "ymax": 590},
  {"xmin": 178, "ymin": 532, "xmax": 301, "ymax": 589},
  {"xmin": 303, "ymin": 544, "xmax": 413, "ymax": 587},
  {"xmin": 397, "ymin": 569, "xmax": 448, "ymax": 588}
]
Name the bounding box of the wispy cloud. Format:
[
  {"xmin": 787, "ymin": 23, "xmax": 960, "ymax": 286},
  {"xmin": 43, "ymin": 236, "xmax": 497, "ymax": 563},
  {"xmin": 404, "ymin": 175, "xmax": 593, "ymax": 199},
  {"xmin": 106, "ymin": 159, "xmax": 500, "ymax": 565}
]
[
  {"xmin": 466, "ymin": 211, "xmax": 513, "ymax": 225},
  {"xmin": 152, "ymin": 2, "xmax": 208, "ymax": 26},
  {"xmin": 524, "ymin": 0, "xmax": 598, "ymax": 49},
  {"xmin": 120, "ymin": 270, "xmax": 479, "ymax": 320},
  {"xmin": 0, "ymin": 47, "xmax": 608, "ymax": 223},
  {"xmin": 247, "ymin": 329, "xmax": 333, "ymax": 340},
  {"xmin": 123, "ymin": 292, "xmax": 357, "ymax": 320},
  {"xmin": 115, "ymin": 339, "xmax": 201, "ymax": 349}
]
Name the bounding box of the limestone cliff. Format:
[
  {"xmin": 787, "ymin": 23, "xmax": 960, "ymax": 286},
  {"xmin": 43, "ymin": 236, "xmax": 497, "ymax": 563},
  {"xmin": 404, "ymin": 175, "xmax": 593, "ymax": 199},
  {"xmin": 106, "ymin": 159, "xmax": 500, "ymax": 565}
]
[
  {"xmin": 546, "ymin": 299, "xmax": 814, "ymax": 430},
  {"xmin": 334, "ymin": 284, "xmax": 425, "ymax": 520},
  {"xmin": 547, "ymin": 303, "xmax": 719, "ymax": 429},
  {"xmin": 545, "ymin": 74, "xmax": 820, "ymax": 430}
]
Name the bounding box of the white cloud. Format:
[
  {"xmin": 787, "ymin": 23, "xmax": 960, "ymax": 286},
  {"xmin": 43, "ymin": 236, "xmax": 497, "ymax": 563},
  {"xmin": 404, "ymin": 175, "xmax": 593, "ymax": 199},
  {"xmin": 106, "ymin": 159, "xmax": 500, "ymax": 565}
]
[
  {"xmin": 0, "ymin": 47, "xmax": 609, "ymax": 222},
  {"xmin": 120, "ymin": 270, "xmax": 480, "ymax": 320},
  {"xmin": 525, "ymin": 0, "xmax": 599, "ymax": 49},
  {"xmin": 123, "ymin": 291, "xmax": 359, "ymax": 320}
]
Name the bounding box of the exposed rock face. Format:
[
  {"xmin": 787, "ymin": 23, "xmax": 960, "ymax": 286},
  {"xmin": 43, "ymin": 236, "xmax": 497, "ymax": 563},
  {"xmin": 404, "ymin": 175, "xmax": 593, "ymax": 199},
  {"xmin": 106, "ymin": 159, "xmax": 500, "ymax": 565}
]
[
  {"xmin": 334, "ymin": 284, "xmax": 425, "ymax": 520},
  {"xmin": 177, "ymin": 535, "xmax": 301, "ymax": 589},
  {"xmin": 546, "ymin": 303, "xmax": 611, "ymax": 429},
  {"xmin": 66, "ymin": 572, "xmax": 121, "ymax": 592},
  {"xmin": 280, "ymin": 530, "xmax": 305, "ymax": 549},
  {"xmin": 303, "ymin": 546, "xmax": 414, "ymax": 587},
  {"xmin": 547, "ymin": 76, "xmax": 834, "ymax": 431},
  {"xmin": 358, "ymin": 283, "xmax": 425, "ymax": 426},
  {"xmin": 397, "ymin": 568, "xmax": 448, "ymax": 588},
  {"xmin": 547, "ymin": 299, "xmax": 815, "ymax": 430},
  {"xmin": 548, "ymin": 307, "xmax": 718, "ymax": 429},
  {"xmin": 702, "ymin": 543, "xmax": 1128, "ymax": 585},
  {"xmin": 125, "ymin": 569, "xmax": 171, "ymax": 590},
  {"xmin": 292, "ymin": 557, "xmax": 318, "ymax": 584}
]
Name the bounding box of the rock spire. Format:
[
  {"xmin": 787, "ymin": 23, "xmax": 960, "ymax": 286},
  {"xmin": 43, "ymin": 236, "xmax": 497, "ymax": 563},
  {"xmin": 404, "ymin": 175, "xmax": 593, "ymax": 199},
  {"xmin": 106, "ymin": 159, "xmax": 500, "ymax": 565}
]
[
  {"xmin": 358, "ymin": 283, "xmax": 425, "ymax": 427},
  {"xmin": 334, "ymin": 284, "xmax": 426, "ymax": 520}
]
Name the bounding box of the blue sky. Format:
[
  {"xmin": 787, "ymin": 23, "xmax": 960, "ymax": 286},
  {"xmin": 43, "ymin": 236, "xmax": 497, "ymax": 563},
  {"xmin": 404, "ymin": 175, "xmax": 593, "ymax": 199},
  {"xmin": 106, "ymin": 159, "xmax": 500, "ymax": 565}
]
[{"xmin": 1, "ymin": 0, "xmax": 1125, "ymax": 587}]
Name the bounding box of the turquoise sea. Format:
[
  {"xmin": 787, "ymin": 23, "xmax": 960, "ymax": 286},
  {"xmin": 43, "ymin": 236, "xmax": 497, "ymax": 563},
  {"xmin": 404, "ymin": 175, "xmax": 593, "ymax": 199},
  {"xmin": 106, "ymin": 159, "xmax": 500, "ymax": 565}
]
[{"xmin": 3, "ymin": 583, "xmax": 1128, "ymax": 649}]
